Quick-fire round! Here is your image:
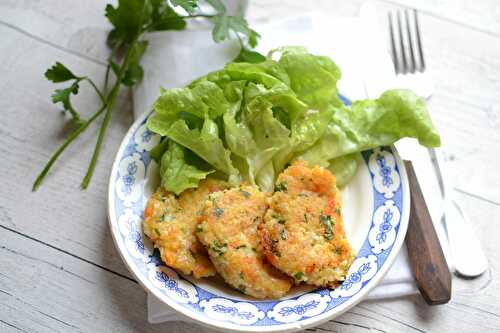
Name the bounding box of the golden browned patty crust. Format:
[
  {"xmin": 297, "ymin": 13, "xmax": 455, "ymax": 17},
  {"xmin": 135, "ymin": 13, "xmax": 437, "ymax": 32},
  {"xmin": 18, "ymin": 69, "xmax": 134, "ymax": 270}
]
[
  {"xmin": 197, "ymin": 186, "xmax": 293, "ymax": 299},
  {"xmin": 259, "ymin": 161, "xmax": 355, "ymax": 287},
  {"xmin": 143, "ymin": 178, "xmax": 229, "ymax": 278}
]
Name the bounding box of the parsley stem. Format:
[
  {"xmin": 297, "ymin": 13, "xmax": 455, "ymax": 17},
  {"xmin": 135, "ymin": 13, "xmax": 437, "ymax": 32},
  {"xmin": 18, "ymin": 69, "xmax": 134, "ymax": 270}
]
[
  {"xmin": 187, "ymin": 14, "xmax": 215, "ymax": 18},
  {"xmin": 32, "ymin": 103, "xmax": 107, "ymax": 191},
  {"xmin": 66, "ymin": 100, "xmax": 82, "ymax": 124},
  {"xmin": 80, "ymin": 37, "xmax": 137, "ymax": 189},
  {"xmin": 103, "ymin": 44, "xmax": 121, "ymax": 95},
  {"xmin": 83, "ymin": 77, "xmax": 106, "ymax": 104},
  {"xmin": 141, "ymin": 14, "xmax": 215, "ymax": 32},
  {"xmin": 103, "ymin": 64, "xmax": 111, "ymax": 95}
]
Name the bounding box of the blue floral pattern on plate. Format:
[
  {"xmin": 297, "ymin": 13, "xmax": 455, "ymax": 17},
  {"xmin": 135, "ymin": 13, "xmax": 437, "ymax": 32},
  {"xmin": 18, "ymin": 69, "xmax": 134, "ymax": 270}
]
[{"xmin": 108, "ymin": 96, "xmax": 409, "ymax": 331}]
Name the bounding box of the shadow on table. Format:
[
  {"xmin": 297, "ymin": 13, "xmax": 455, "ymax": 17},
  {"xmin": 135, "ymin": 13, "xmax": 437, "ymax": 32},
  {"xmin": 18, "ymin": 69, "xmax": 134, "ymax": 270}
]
[{"xmin": 98, "ymin": 216, "xmax": 218, "ymax": 333}]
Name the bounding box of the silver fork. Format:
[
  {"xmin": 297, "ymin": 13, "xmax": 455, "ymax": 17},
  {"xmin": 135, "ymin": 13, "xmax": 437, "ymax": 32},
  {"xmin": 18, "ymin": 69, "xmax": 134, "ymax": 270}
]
[
  {"xmin": 388, "ymin": 9, "xmax": 488, "ymax": 278},
  {"xmin": 388, "ymin": 9, "xmax": 433, "ymax": 99}
]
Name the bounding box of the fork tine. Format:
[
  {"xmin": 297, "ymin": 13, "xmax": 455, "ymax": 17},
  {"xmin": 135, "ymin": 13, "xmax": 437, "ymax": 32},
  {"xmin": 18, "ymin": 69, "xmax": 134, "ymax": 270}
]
[
  {"xmin": 405, "ymin": 10, "xmax": 416, "ymax": 73},
  {"xmin": 388, "ymin": 12, "xmax": 400, "ymax": 74},
  {"xmin": 396, "ymin": 10, "xmax": 408, "ymax": 74},
  {"xmin": 414, "ymin": 9, "xmax": 426, "ymax": 72}
]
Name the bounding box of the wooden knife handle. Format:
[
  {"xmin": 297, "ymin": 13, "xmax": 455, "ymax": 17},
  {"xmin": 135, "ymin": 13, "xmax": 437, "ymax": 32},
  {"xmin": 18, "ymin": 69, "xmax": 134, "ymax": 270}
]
[{"xmin": 404, "ymin": 160, "xmax": 452, "ymax": 305}]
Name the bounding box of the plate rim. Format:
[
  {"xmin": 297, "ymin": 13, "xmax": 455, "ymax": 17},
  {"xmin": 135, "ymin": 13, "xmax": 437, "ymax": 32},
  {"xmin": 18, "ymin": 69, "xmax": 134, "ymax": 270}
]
[{"xmin": 107, "ymin": 109, "xmax": 410, "ymax": 333}]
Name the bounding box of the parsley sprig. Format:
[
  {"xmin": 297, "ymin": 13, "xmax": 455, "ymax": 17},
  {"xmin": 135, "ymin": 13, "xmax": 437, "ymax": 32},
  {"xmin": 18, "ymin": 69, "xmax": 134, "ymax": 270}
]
[{"xmin": 33, "ymin": 0, "xmax": 262, "ymax": 191}]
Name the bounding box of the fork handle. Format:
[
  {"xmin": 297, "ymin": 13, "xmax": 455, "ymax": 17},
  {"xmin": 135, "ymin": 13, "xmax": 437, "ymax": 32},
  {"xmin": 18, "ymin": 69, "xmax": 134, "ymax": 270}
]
[{"xmin": 404, "ymin": 160, "xmax": 452, "ymax": 305}]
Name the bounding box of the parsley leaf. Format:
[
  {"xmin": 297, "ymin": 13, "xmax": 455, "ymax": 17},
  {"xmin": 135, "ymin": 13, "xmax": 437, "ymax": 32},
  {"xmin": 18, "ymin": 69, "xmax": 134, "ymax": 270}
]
[
  {"xmin": 225, "ymin": 15, "xmax": 251, "ymax": 35},
  {"xmin": 148, "ymin": 1, "xmax": 187, "ymax": 31},
  {"xmin": 205, "ymin": 0, "xmax": 225, "ymax": 14},
  {"xmin": 248, "ymin": 30, "xmax": 260, "ymax": 48},
  {"xmin": 106, "ymin": 0, "xmax": 187, "ymax": 48},
  {"xmin": 51, "ymin": 81, "xmax": 83, "ymax": 124},
  {"xmin": 122, "ymin": 40, "xmax": 148, "ymax": 86},
  {"xmin": 51, "ymin": 82, "xmax": 79, "ymax": 109},
  {"xmin": 211, "ymin": 13, "xmax": 261, "ymax": 50},
  {"xmin": 35, "ymin": 0, "xmax": 262, "ymax": 192},
  {"xmin": 105, "ymin": 0, "xmax": 146, "ymax": 47},
  {"xmin": 212, "ymin": 15, "xmax": 230, "ymax": 42},
  {"xmin": 45, "ymin": 62, "xmax": 79, "ymax": 82},
  {"xmin": 45, "ymin": 62, "xmax": 84, "ymax": 124},
  {"xmin": 170, "ymin": 0, "xmax": 198, "ymax": 14},
  {"xmin": 234, "ymin": 48, "xmax": 266, "ymax": 64},
  {"xmin": 109, "ymin": 61, "xmax": 121, "ymax": 77}
]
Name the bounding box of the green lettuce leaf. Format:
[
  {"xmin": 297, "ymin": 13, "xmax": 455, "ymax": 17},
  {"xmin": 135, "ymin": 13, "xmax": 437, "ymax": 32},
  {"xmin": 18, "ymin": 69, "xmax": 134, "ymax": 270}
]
[
  {"xmin": 272, "ymin": 46, "xmax": 342, "ymax": 109},
  {"xmin": 220, "ymin": 81, "xmax": 291, "ymax": 189},
  {"xmin": 164, "ymin": 118, "xmax": 238, "ymax": 179},
  {"xmin": 327, "ymin": 154, "xmax": 360, "ymax": 188},
  {"xmin": 298, "ymin": 89, "xmax": 441, "ymax": 165},
  {"xmin": 149, "ymin": 138, "xmax": 169, "ymax": 163},
  {"xmin": 159, "ymin": 141, "xmax": 214, "ymax": 195},
  {"xmin": 146, "ymin": 47, "xmax": 440, "ymax": 194}
]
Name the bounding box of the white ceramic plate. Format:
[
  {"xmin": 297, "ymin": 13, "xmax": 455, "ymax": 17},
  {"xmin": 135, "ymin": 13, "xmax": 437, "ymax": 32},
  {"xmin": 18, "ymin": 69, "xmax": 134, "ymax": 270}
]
[{"xmin": 108, "ymin": 106, "xmax": 410, "ymax": 332}]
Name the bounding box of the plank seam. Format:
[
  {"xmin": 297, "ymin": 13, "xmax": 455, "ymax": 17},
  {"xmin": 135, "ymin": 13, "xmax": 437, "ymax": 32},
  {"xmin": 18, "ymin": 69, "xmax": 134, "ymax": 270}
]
[
  {"xmin": 357, "ymin": 305, "xmax": 427, "ymax": 332},
  {"xmin": 331, "ymin": 320, "xmax": 388, "ymax": 333},
  {"xmin": 0, "ymin": 319, "xmax": 29, "ymax": 333},
  {"xmin": 454, "ymin": 187, "xmax": 500, "ymax": 206},
  {"xmin": 0, "ymin": 224, "xmax": 136, "ymax": 284},
  {"xmin": 0, "ymin": 20, "xmax": 107, "ymax": 67},
  {"xmin": 450, "ymin": 301, "xmax": 500, "ymax": 319}
]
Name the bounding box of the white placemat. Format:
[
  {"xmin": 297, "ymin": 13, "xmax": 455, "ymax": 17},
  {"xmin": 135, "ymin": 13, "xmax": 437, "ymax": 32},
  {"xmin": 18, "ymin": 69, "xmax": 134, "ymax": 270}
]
[{"xmin": 132, "ymin": 3, "xmax": 451, "ymax": 323}]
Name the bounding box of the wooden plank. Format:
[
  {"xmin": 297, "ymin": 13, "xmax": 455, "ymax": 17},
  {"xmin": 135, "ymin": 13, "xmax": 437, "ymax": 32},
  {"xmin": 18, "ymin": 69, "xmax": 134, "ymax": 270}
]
[
  {"xmin": 1, "ymin": 191, "xmax": 498, "ymax": 332},
  {"xmin": 404, "ymin": 7, "xmax": 500, "ymax": 204},
  {"xmin": 383, "ymin": 0, "xmax": 500, "ymax": 36},
  {"xmin": 0, "ymin": 227, "xmax": 217, "ymax": 333},
  {"xmin": 249, "ymin": 0, "xmax": 363, "ymax": 22},
  {"xmin": 0, "ymin": 0, "xmax": 109, "ymax": 63},
  {"xmin": 314, "ymin": 191, "xmax": 500, "ymax": 333},
  {"xmin": 0, "ymin": 24, "xmax": 134, "ymax": 279},
  {"xmin": 251, "ymin": 1, "xmax": 500, "ymax": 202},
  {"xmin": 353, "ymin": 0, "xmax": 500, "ymax": 204},
  {"xmin": 1, "ymin": 1, "xmax": 499, "ymax": 332}
]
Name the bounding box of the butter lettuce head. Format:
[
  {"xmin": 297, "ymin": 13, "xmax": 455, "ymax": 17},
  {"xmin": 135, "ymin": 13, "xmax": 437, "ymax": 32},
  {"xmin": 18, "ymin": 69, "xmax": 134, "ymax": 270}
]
[{"xmin": 146, "ymin": 47, "xmax": 440, "ymax": 193}]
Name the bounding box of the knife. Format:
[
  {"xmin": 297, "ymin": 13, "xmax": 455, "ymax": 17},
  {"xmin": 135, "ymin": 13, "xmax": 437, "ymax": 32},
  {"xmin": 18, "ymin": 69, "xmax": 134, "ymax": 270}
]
[
  {"xmin": 359, "ymin": 2, "xmax": 452, "ymax": 304},
  {"xmin": 361, "ymin": 1, "xmax": 487, "ymax": 280}
]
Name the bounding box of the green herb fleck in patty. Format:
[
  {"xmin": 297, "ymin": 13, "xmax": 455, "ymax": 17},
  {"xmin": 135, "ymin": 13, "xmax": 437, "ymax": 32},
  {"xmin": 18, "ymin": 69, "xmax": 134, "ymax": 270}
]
[
  {"xmin": 280, "ymin": 228, "xmax": 287, "ymax": 240},
  {"xmin": 239, "ymin": 189, "xmax": 251, "ymax": 198},
  {"xmin": 275, "ymin": 181, "xmax": 288, "ymax": 192},
  {"xmin": 212, "ymin": 240, "xmax": 228, "ymax": 256},
  {"xmin": 293, "ymin": 271, "xmax": 305, "ymax": 281},
  {"xmin": 214, "ymin": 207, "xmax": 224, "ymax": 218},
  {"xmin": 320, "ymin": 214, "xmax": 334, "ymax": 240}
]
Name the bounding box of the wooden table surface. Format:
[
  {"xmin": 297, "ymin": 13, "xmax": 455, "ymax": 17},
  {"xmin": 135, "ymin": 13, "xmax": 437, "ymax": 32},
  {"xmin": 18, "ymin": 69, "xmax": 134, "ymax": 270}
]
[{"xmin": 1, "ymin": 0, "xmax": 499, "ymax": 332}]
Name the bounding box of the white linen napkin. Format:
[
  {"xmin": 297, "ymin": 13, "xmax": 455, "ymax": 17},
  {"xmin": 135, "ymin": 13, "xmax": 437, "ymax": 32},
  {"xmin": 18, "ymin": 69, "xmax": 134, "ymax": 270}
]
[{"xmin": 132, "ymin": 3, "xmax": 451, "ymax": 323}]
